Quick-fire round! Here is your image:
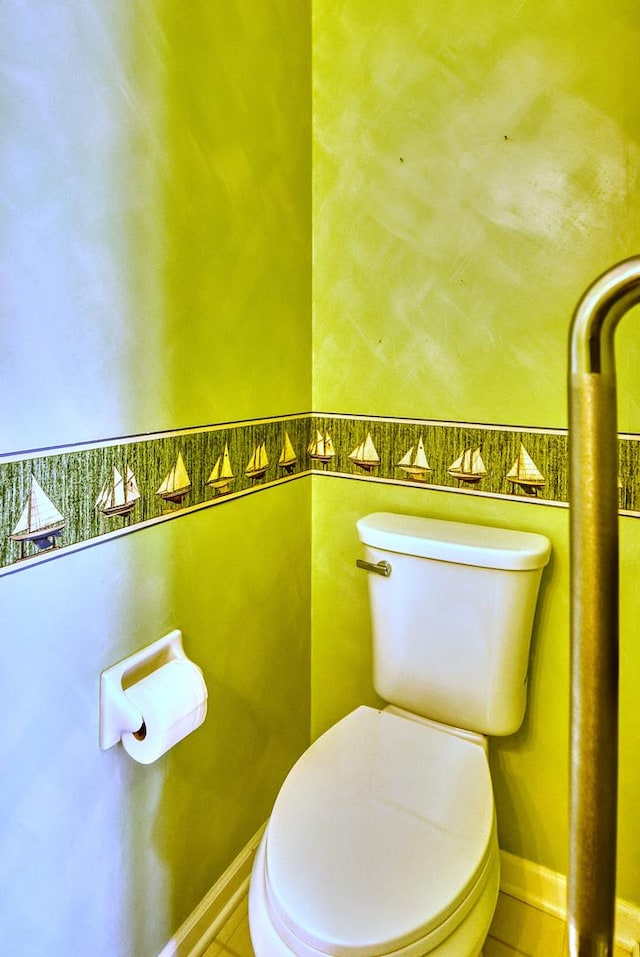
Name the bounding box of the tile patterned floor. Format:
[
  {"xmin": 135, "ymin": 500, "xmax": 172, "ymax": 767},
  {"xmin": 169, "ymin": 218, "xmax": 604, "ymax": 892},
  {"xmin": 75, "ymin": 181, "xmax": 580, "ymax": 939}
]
[
  {"xmin": 201, "ymin": 890, "xmax": 567, "ymax": 957},
  {"xmin": 485, "ymin": 892, "xmax": 566, "ymax": 956},
  {"xmin": 202, "ymin": 893, "xmax": 254, "ymax": 957},
  {"xmin": 203, "ymin": 886, "xmax": 636, "ymax": 957}
]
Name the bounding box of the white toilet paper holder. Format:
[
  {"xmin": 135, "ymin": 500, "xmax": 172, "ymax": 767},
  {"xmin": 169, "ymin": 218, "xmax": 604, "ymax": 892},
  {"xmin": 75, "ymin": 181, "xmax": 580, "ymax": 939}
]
[{"xmin": 99, "ymin": 629, "xmax": 188, "ymax": 750}]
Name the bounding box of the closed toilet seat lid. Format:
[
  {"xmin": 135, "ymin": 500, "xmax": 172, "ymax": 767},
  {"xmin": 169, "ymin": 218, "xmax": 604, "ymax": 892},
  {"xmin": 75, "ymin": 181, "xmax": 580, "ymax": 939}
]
[{"xmin": 265, "ymin": 706, "xmax": 495, "ymax": 957}]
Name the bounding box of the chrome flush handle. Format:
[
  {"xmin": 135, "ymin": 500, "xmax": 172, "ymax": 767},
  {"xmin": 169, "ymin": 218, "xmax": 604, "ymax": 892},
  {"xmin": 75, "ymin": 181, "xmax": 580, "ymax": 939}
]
[{"xmin": 356, "ymin": 559, "xmax": 392, "ymax": 577}]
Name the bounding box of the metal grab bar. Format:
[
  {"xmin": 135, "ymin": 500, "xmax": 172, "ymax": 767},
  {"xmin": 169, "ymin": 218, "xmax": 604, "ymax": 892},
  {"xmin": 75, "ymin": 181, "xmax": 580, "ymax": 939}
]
[{"xmin": 568, "ymin": 257, "xmax": 640, "ymax": 956}]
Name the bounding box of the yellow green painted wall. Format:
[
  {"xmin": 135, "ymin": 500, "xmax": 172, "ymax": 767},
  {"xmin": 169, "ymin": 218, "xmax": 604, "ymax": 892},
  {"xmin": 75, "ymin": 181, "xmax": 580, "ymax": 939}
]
[
  {"xmin": 313, "ymin": 0, "xmax": 640, "ymax": 432},
  {"xmin": 312, "ymin": 0, "xmax": 640, "ymax": 905},
  {"xmin": 1, "ymin": 4, "xmax": 311, "ymax": 957},
  {"xmin": 160, "ymin": 3, "xmax": 311, "ymax": 428}
]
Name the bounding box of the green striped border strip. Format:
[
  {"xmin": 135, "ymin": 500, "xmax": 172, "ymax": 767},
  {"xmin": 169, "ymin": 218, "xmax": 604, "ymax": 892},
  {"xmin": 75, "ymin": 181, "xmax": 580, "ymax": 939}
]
[
  {"xmin": 1, "ymin": 412, "xmax": 639, "ymax": 575},
  {"xmin": 0, "ymin": 415, "xmax": 311, "ymax": 575},
  {"xmin": 314, "ymin": 413, "xmax": 639, "ymax": 513}
]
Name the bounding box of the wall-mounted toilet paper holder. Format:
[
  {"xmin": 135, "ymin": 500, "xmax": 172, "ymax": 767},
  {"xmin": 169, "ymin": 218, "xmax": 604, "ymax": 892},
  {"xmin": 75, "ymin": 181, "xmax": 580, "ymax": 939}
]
[{"xmin": 99, "ymin": 629, "xmax": 187, "ymax": 750}]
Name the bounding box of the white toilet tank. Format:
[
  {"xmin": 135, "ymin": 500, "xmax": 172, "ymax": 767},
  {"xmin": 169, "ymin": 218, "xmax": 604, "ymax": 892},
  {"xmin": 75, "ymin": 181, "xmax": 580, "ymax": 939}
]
[{"xmin": 357, "ymin": 512, "xmax": 551, "ymax": 736}]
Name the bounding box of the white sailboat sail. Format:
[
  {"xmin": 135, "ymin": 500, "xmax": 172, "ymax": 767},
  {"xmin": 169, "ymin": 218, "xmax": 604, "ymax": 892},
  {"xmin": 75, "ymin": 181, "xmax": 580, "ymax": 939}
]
[
  {"xmin": 126, "ymin": 467, "xmax": 140, "ymax": 501},
  {"xmin": 448, "ymin": 447, "xmax": 487, "ymax": 483},
  {"xmin": 10, "ymin": 475, "xmax": 65, "ymax": 550},
  {"xmin": 308, "ymin": 430, "xmax": 335, "ymax": 462},
  {"xmin": 157, "ymin": 453, "xmax": 191, "ymax": 502},
  {"xmin": 279, "ymin": 431, "xmax": 297, "ymax": 470},
  {"xmin": 246, "ymin": 442, "xmax": 269, "ymax": 479},
  {"xmin": 349, "ymin": 432, "xmax": 380, "ymax": 470},
  {"xmin": 397, "ymin": 435, "xmax": 431, "ymax": 480},
  {"xmin": 95, "ymin": 477, "xmax": 111, "ymax": 513},
  {"xmin": 207, "ymin": 444, "xmax": 234, "ymax": 493},
  {"xmin": 507, "ymin": 443, "xmax": 545, "ymax": 494},
  {"xmin": 96, "ymin": 466, "xmax": 141, "ymax": 517}
]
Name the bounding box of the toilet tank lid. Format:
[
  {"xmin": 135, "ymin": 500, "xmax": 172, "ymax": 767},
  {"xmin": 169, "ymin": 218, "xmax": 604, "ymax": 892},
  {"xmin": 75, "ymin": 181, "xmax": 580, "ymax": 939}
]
[{"xmin": 357, "ymin": 512, "xmax": 551, "ymax": 571}]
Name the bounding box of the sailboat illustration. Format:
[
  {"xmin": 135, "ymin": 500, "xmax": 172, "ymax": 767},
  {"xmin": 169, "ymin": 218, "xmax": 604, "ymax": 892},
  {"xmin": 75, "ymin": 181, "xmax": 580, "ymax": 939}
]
[
  {"xmin": 349, "ymin": 432, "xmax": 380, "ymax": 471},
  {"xmin": 278, "ymin": 432, "xmax": 297, "ymax": 473},
  {"xmin": 157, "ymin": 452, "xmax": 191, "ymax": 504},
  {"xmin": 10, "ymin": 475, "xmax": 65, "ymax": 556},
  {"xmin": 96, "ymin": 466, "xmax": 141, "ymax": 517},
  {"xmin": 207, "ymin": 444, "xmax": 234, "ymax": 495},
  {"xmin": 397, "ymin": 435, "xmax": 431, "ymax": 482},
  {"xmin": 246, "ymin": 441, "xmax": 269, "ymax": 480},
  {"xmin": 448, "ymin": 448, "xmax": 487, "ymax": 484},
  {"xmin": 506, "ymin": 443, "xmax": 545, "ymax": 496},
  {"xmin": 307, "ymin": 430, "xmax": 335, "ymax": 464}
]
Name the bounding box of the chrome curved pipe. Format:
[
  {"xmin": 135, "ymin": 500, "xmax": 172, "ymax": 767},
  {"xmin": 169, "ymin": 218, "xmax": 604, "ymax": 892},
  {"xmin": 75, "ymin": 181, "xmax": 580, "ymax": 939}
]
[{"xmin": 568, "ymin": 257, "xmax": 640, "ymax": 957}]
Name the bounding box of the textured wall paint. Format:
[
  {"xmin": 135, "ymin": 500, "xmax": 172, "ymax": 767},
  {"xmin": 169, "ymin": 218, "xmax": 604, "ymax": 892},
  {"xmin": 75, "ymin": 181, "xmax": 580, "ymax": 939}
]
[
  {"xmin": 0, "ymin": 3, "xmax": 311, "ymax": 956},
  {"xmin": 0, "ymin": 1, "xmax": 311, "ymax": 453},
  {"xmin": 312, "ymin": 0, "xmax": 640, "ymax": 431},
  {"xmin": 312, "ymin": 0, "xmax": 640, "ymax": 905},
  {"xmin": 159, "ymin": 3, "xmax": 311, "ymax": 432}
]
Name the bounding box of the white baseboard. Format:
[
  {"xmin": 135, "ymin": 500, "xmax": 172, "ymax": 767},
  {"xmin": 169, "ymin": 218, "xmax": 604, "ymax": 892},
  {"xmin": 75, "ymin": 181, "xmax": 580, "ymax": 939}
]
[
  {"xmin": 157, "ymin": 824, "xmax": 265, "ymax": 957},
  {"xmin": 499, "ymin": 850, "xmax": 640, "ymax": 955}
]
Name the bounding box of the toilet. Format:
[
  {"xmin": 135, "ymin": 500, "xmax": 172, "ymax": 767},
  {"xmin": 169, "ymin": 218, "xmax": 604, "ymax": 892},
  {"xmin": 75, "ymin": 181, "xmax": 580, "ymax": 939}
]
[{"xmin": 249, "ymin": 512, "xmax": 551, "ymax": 957}]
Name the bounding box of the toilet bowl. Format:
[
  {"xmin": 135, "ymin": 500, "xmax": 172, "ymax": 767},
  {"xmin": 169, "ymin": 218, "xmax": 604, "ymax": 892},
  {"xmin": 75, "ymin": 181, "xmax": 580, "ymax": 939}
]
[{"xmin": 249, "ymin": 707, "xmax": 500, "ymax": 957}]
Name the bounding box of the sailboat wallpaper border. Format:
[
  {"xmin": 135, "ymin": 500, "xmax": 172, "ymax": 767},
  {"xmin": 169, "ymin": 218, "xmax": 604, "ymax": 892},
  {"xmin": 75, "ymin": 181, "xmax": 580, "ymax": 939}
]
[{"xmin": 1, "ymin": 411, "xmax": 639, "ymax": 575}]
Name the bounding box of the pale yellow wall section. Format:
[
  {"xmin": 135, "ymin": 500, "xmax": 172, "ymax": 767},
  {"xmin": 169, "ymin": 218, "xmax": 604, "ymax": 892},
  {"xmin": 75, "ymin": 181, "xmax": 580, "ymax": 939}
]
[
  {"xmin": 1, "ymin": 2, "xmax": 311, "ymax": 452},
  {"xmin": 312, "ymin": 0, "xmax": 640, "ymax": 430}
]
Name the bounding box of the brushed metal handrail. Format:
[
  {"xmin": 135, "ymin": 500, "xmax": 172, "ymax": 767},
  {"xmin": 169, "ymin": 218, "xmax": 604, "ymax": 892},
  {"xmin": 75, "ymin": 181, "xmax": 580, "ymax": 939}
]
[{"xmin": 568, "ymin": 257, "xmax": 640, "ymax": 956}]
